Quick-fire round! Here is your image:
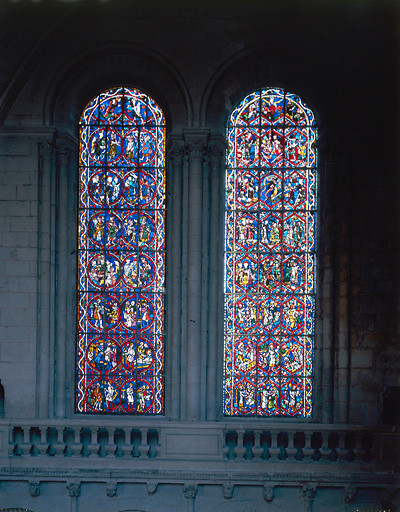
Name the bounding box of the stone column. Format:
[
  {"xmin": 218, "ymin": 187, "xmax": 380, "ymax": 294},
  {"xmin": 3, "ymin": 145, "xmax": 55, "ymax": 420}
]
[
  {"xmin": 302, "ymin": 484, "xmax": 316, "ymax": 512},
  {"xmin": 37, "ymin": 137, "xmax": 56, "ymax": 418},
  {"xmin": 183, "ymin": 483, "xmax": 198, "ymax": 512},
  {"xmin": 67, "ymin": 481, "xmax": 81, "ymax": 512},
  {"xmin": 54, "ymin": 138, "xmax": 73, "ymax": 418},
  {"xmin": 206, "ymin": 139, "xmax": 224, "ymax": 420},
  {"xmin": 167, "ymin": 138, "xmax": 184, "ymax": 420},
  {"xmin": 183, "ymin": 129, "xmax": 208, "ymax": 421}
]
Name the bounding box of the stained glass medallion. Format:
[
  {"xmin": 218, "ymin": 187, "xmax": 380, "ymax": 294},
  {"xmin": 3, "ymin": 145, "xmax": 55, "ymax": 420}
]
[
  {"xmin": 224, "ymin": 88, "xmax": 316, "ymax": 417},
  {"xmin": 76, "ymin": 87, "xmax": 165, "ymax": 414}
]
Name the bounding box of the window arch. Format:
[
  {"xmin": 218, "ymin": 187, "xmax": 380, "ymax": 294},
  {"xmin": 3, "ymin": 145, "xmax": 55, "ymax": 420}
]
[
  {"xmin": 223, "ymin": 87, "xmax": 316, "ymax": 417},
  {"xmin": 75, "ymin": 87, "xmax": 166, "ymax": 414}
]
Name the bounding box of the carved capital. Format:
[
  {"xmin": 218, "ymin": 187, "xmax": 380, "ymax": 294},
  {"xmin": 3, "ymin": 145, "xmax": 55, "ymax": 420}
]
[
  {"xmin": 28, "ymin": 480, "xmax": 40, "ymax": 497},
  {"xmin": 67, "ymin": 481, "xmax": 81, "ymax": 498},
  {"xmin": 344, "ymin": 486, "xmax": 356, "ymax": 504},
  {"xmin": 223, "ymin": 483, "xmax": 234, "ymax": 499},
  {"xmin": 168, "ymin": 141, "xmax": 185, "ymax": 162},
  {"xmin": 185, "ymin": 140, "xmax": 206, "ymax": 160},
  {"xmin": 147, "ymin": 482, "xmax": 158, "ymax": 495},
  {"xmin": 208, "ymin": 140, "xmax": 225, "ymax": 166},
  {"xmin": 183, "ymin": 484, "xmax": 198, "ymax": 500},
  {"xmin": 263, "ymin": 484, "xmax": 275, "ymax": 502},
  {"xmin": 183, "ymin": 128, "xmax": 209, "ymax": 161},
  {"xmin": 106, "ymin": 480, "xmax": 117, "ymax": 497},
  {"xmin": 38, "ymin": 138, "xmax": 55, "ymax": 159},
  {"xmin": 56, "ymin": 142, "xmax": 71, "ymax": 165}
]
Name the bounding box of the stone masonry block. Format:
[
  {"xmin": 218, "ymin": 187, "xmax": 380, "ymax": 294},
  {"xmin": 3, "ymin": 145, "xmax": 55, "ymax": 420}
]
[
  {"xmin": 0, "ymin": 325, "xmax": 31, "ymax": 342},
  {"xmin": 0, "ymin": 200, "xmax": 31, "ymax": 217},
  {"xmin": 0, "ymin": 276, "xmax": 37, "ymax": 293},
  {"xmin": 16, "ymin": 184, "xmax": 38, "ymax": 201},
  {"xmin": 2, "ymin": 231, "xmax": 37, "ymax": 248},
  {"xmin": 1, "ymin": 307, "xmax": 35, "ymax": 327},
  {"xmin": 0, "ymin": 260, "xmax": 34, "ymax": 277},
  {"xmin": 351, "ymin": 349, "xmax": 373, "ymax": 369},
  {"xmin": 0, "ymin": 341, "xmax": 21, "ymax": 362}
]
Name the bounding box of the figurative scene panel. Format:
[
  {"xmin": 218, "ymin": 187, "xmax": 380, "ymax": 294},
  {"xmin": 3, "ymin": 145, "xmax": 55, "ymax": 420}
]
[
  {"xmin": 76, "ymin": 87, "xmax": 165, "ymax": 414},
  {"xmin": 224, "ymin": 88, "xmax": 316, "ymax": 417}
]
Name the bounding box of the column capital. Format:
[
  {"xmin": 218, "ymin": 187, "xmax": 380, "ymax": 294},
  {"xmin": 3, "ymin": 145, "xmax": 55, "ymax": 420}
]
[
  {"xmin": 223, "ymin": 483, "xmax": 234, "ymax": 499},
  {"xmin": 263, "ymin": 484, "xmax": 275, "ymax": 502},
  {"xmin": 208, "ymin": 137, "xmax": 226, "ymax": 165},
  {"xmin": 67, "ymin": 480, "xmax": 81, "ymax": 498},
  {"xmin": 28, "ymin": 480, "xmax": 40, "ymax": 497},
  {"xmin": 302, "ymin": 484, "xmax": 317, "ymax": 512},
  {"xmin": 56, "ymin": 135, "xmax": 78, "ymax": 164},
  {"xmin": 344, "ymin": 486, "xmax": 356, "ymax": 504},
  {"xmin": 183, "ymin": 128, "xmax": 209, "ymax": 160},
  {"xmin": 167, "ymin": 136, "xmax": 185, "ymax": 161},
  {"xmin": 183, "ymin": 483, "xmax": 198, "ymax": 500},
  {"xmin": 147, "ymin": 482, "xmax": 158, "ymax": 495},
  {"xmin": 38, "ymin": 138, "xmax": 55, "ymax": 158},
  {"xmin": 106, "ymin": 480, "xmax": 117, "ymax": 497}
]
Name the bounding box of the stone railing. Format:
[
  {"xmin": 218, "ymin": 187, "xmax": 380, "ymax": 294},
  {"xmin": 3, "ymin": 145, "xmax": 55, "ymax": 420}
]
[{"xmin": 0, "ymin": 420, "xmax": 398, "ymax": 472}]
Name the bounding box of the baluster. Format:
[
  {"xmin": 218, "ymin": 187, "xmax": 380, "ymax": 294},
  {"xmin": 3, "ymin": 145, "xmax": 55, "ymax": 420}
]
[
  {"xmin": 319, "ymin": 432, "xmax": 331, "ymax": 461},
  {"xmin": 303, "ymin": 432, "xmax": 314, "ymax": 461},
  {"xmin": 55, "ymin": 427, "xmax": 65, "ymax": 456},
  {"xmin": 269, "ymin": 432, "xmax": 280, "ymax": 461},
  {"xmin": 222, "ymin": 431, "xmax": 230, "ymax": 459},
  {"xmin": 121, "ymin": 428, "xmax": 132, "ymax": 457},
  {"xmin": 234, "ymin": 430, "xmax": 246, "ymax": 460},
  {"xmin": 10, "ymin": 427, "xmax": 20, "ymax": 456},
  {"xmin": 353, "ymin": 433, "xmax": 363, "ymax": 462},
  {"xmin": 72, "ymin": 427, "xmax": 81, "ymax": 456},
  {"xmin": 88, "ymin": 427, "xmax": 98, "ymax": 457},
  {"xmin": 139, "ymin": 428, "xmax": 149, "ymax": 458},
  {"xmin": 23, "ymin": 426, "xmax": 30, "ymax": 455},
  {"xmin": 252, "ymin": 431, "xmax": 263, "ymax": 459},
  {"xmin": 154, "ymin": 429, "xmax": 161, "ymax": 458},
  {"xmin": 336, "ymin": 432, "xmax": 348, "ymax": 461},
  {"xmin": 286, "ymin": 432, "xmax": 297, "ymax": 460},
  {"xmin": 105, "ymin": 428, "xmax": 115, "ymax": 457},
  {"xmin": 37, "ymin": 427, "xmax": 48, "ymax": 455}
]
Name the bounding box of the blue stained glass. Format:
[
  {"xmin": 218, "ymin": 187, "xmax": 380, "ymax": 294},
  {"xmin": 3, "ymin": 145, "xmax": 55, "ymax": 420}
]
[
  {"xmin": 224, "ymin": 87, "xmax": 317, "ymax": 417},
  {"xmin": 76, "ymin": 87, "xmax": 165, "ymax": 414}
]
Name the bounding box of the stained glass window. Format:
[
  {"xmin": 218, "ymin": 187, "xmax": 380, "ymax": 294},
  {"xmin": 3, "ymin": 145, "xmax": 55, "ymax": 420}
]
[
  {"xmin": 224, "ymin": 87, "xmax": 316, "ymax": 417},
  {"xmin": 75, "ymin": 87, "xmax": 165, "ymax": 414}
]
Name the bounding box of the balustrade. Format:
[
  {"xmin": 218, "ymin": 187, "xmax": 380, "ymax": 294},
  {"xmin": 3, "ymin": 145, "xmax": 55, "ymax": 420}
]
[{"xmin": 1, "ymin": 421, "xmax": 395, "ymax": 470}]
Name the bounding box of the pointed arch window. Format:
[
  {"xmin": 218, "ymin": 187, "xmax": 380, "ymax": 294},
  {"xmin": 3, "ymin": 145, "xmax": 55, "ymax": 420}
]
[
  {"xmin": 224, "ymin": 87, "xmax": 316, "ymax": 417},
  {"xmin": 75, "ymin": 87, "xmax": 165, "ymax": 414}
]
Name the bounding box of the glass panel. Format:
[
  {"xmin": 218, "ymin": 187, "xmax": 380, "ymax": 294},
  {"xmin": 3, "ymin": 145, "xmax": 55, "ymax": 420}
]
[
  {"xmin": 76, "ymin": 87, "xmax": 165, "ymax": 414},
  {"xmin": 224, "ymin": 87, "xmax": 317, "ymax": 417}
]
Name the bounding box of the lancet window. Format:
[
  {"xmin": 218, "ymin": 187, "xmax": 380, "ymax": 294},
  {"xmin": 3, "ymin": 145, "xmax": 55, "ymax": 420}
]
[
  {"xmin": 224, "ymin": 87, "xmax": 317, "ymax": 417},
  {"xmin": 76, "ymin": 87, "xmax": 165, "ymax": 414}
]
